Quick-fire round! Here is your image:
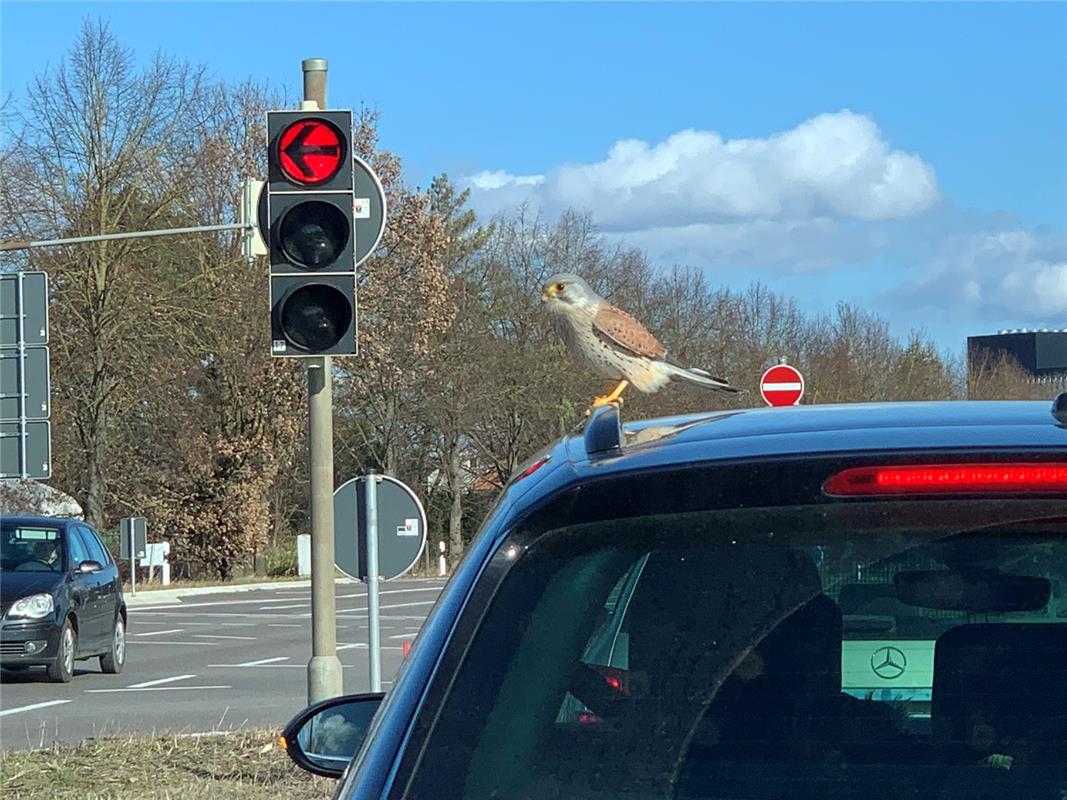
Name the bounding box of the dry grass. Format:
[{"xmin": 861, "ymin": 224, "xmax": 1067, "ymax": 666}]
[{"xmin": 0, "ymin": 728, "xmax": 334, "ymax": 799}]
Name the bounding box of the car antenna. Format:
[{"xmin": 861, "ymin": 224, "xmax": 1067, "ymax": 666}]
[
  {"xmin": 1052, "ymin": 392, "xmax": 1067, "ymax": 427},
  {"xmin": 584, "ymin": 403, "xmax": 623, "ymax": 457}
]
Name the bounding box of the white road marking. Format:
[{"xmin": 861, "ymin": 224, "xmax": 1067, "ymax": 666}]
[
  {"xmin": 207, "ymin": 656, "xmax": 288, "ymax": 667},
  {"xmin": 335, "ymin": 587, "xmax": 444, "ymax": 599},
  {"xmin": 0, "ymin": 699, "xmax": 72, "ymax": 717},
  {"xmin": 388, "ymin": 634, "xmax": 415, "ymax": 640},
  {"xmin": 133, "ymin": 628, "xmax": 183, "ymax": 637},
  {"xmin": 86, "ymin": 685, "xmax": 230, "ymax": 693},
  {"xmin": 129, "ymin": 584, "xmax": 441, "ymax": 613},
  {"xmin": 128, "ymin": 674, "xmax": 195, "ymax": 688},
  {"xmin": 335, "ymin": 643, "xmax": 402, "ymax": 651},
  {"xmin": 260, "ymin": 603, "xmax": 306, "ymax": 610},
  {"xmin": 194, "ymin": 634, "xmax": 256, "ymax": 641},
  {"xmin": 267, "ymin": 623, "xmax": 302, "ymax": 628},
  {"xmin": 129, "ymin": 640, "xmax": 218, "ymax": 646}
]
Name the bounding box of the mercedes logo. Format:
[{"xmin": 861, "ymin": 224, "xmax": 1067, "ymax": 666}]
[{"xmin": 871, "ymin": 646, "xmax": 907, "ymax": 680}]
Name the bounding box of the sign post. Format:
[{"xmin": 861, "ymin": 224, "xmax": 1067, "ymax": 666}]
[
  {"xmin": 365, "ymin": 472, "xmax": 381, "ymax": 692},
  {"xmin": 333, "ymin": 473, "xmax": 427, "ymax": 692},
  {"xmin": 760, "ymin": 363, "xmax": 805, "ymax": 407},
  {"xmin": 119, "ymin": 517, "xmax": 147, "ymax": 594}
]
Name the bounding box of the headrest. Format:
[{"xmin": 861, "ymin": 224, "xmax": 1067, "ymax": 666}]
[{"xmin": 932, "ymin": 623, "xmax": 1067, "ymax": 747}]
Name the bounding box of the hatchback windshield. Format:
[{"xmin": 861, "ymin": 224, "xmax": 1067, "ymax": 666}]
[
  {"xmin": 0, "ymin": 524, "xmax": 64, "ymax": 572},
  {"xmin": 398, "ymin": 500, "xmax": 1066, "ymax": 800}
]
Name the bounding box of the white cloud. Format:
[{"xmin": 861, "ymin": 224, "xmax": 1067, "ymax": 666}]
[
  {"xmin": 466, "ymin": 170, "xmax": 543, "ymax": 191},
  {"xmin": 889, "ymin": 224, "xmax": 1067, "ymax": 323},
  {"xmin": 460, "ymin": 110, "xmax": 1063, "ymax": 340},
  {"xmin": 462, "ymin": 110, "xmax": 940, "ymax": 235}
]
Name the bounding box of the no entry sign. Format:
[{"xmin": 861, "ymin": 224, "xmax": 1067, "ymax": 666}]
[{"xmin": 760, "ymin": 364, "xmax": 804, "ymax": 407}]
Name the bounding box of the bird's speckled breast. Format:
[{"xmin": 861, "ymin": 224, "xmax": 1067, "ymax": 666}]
[{"xmin": 554, "ymin": 309, "xmax": 625, "ymax": 380}]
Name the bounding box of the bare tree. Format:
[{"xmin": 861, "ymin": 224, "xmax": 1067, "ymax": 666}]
[{"xmin": 0, "ymin": 20, "xmax": 222, "ymax": 529}]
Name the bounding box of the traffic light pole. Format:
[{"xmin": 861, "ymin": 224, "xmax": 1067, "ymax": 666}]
[{"xmin": 302, "ymin": 57, "xmax": 344, "ymax": 706}]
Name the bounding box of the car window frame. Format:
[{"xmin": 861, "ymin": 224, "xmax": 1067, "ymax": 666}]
[
  {"xmin": 67, "ymin": 525, "xmax": 92, "ymax": 569},
  {"xmin": 77, "ymin": 524, "xmax": 111, "ymax": 566}
]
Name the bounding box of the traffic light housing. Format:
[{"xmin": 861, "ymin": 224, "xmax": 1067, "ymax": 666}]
[{"xmin": 266, "ymin": 110, "xmax": 357, "ymax": 357}]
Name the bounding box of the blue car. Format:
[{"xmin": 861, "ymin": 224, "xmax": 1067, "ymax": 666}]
[
  {"xmin": 283, "ymin": 399, "xmax": 1067, "ymax": 800},
  {"xmin": 0, "ymin": 516, "xmax": 127, "ymax": 682}
]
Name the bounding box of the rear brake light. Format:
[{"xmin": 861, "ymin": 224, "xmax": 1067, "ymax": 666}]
[
  {"xmin": 592, "ymin": 665, "xmax": 629, "ymax": 694},
  {"xmin": 824, "ymin": 463, "xmax": 1067, "ymax": 496},
  {"xmin": 513, "ymin": 455, "xmax": 550, "ymax": 483}
]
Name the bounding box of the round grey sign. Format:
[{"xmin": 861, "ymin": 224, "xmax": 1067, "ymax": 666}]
[
  {"xmin": 333, "ymin": 474, "xmax": 426, "ymax": 581},
  {"xmin": 352, "ymin": 155, "xmax": 386, "ymax": 268}
]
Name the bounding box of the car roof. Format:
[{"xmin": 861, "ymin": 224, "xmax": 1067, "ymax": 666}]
[
  {"xmin": 502, "ymin": 399, "xmax": 1064, "ymax": 494},
  {"xmin": 572, "ymin": 399, "xmax": 1065, "ymax": 462},
  {"xmin": 626, "ymin": 399, "xmax": 1061, "ymax": 449},
  {"xmin": 485, "ymin": 398, "xmax": 1067, "ymax": 545},
  {"xmin": 1, "ymin": 515, "xmax": 81, "ymax": 529}
]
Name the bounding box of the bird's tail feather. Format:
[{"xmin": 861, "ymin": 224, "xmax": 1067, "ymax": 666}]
[{"xmin": 665, "ymin": 363, "xmax": 741, "ymax": 393}]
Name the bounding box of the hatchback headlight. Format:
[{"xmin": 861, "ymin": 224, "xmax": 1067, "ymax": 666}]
[{"xmin": 6, "ymin": 593, "xmax": 55, "ymax": 620}]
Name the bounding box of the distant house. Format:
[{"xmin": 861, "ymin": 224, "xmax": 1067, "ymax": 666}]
[
  {"xmin": 967, "ymin": 329, "xmax": 1067, "ymax": 383},
  {"xmin": 424, "ymin": 454, "xmax": 505, "ymax": 496}
]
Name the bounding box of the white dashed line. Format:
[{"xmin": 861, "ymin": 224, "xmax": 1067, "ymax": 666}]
[
  {"xmin": 207, "ymin": 656, "xmax": 288, "ymax": 667},
  {"xmin": 133, "ymin": 628, "xmax": 183, "ymax": 637},
  {"xmin": 86, "ymin": 685, "xmax": 231, "ymax": 693},
  {"xmin": 128, "ymin": 674, "xmax": 195, "ymax": 688},
  {"xmin": 194, "ymin": 634, "xmax": 256, "ymax": 641},
  {"xmin": 0, "ymin": 699, "xmax": 72, "ymax": 717}
]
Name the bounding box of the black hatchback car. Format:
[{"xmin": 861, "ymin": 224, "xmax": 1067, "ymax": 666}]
[
  {"xmin": 283, "ymin": 399, "xmax": 1067, "ymax": 800},
  {"xmin": 0, "ymin": 516, "xmax": 126, "ymax": 682}
]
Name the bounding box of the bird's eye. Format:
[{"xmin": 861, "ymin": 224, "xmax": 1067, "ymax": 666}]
[{"xmin": 555, "ymin": 282, "xmax": 566, "ymax": 292}]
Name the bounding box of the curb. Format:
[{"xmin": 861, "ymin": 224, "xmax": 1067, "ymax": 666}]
[{"xmin": 123, "ymin": 577, "xmax": 354, "ymax": 607}]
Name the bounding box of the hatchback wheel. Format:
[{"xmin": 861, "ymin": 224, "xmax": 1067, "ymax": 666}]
[
  {"xmin": 99, "ymin": 616, "xmax": 125, "ymax": 674},
  {"xmin": 46, "ymin": 619, "xmax": 76, "ymax": 683}
]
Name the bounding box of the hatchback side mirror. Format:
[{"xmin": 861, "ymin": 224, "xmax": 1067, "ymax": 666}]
[
  {"xmin": 280, "ymin": 692, "xmax": 385, "ymax": 778},
  {"xmin": 76, "ymin": 560, "xmax": 104, "ymax": 574}
]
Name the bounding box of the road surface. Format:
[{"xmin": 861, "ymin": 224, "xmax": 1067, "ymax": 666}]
[{"xmin": 0, "ymin": 578, "xmax": 445, "ymax": 750}]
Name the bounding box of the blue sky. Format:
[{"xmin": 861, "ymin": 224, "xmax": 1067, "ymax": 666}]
[{"xmin": 2, "ymin": 2, "xmax": 1065, "ymax": 352}]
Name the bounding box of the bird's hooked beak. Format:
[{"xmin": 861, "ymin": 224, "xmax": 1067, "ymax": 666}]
[{"xmin": 541, "ymin": 285, "xmax": 558, "ymax": 303}]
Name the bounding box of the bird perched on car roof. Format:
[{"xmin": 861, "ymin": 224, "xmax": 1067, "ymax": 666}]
[{"xmin": 541, "ymin": 273, "xmax": 740, "ymax": 408}]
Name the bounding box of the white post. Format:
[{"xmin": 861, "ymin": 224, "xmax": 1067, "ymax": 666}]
[{"xmin": 438, "ymin": 541, "xmax": 447, "ymax": 577}]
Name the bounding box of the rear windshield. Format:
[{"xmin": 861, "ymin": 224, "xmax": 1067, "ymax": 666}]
[
  {"xmin": 0, "ymin": 524, "xmax": 64, "ymax": 572},
  {"xmin": 398, "ymin": 500, "xmax": 1066, "ymax": 800}
]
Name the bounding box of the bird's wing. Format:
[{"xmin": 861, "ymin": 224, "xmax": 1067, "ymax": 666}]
[{"xmin": 592, "ymin": 304, "xmax": 668, "ymax": 360}]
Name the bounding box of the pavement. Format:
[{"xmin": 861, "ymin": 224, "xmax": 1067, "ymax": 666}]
[{"xmin": 0, "ymin": 577, "xmax": 446, "ymax": 750}]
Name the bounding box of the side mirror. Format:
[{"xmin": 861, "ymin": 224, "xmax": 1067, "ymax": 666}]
[
  {"xmin": 76, "ymin": 560, "xmax": 104, "ymax": 575},
  {"xmin": 280, "ymin": 692, "xmax": 384, "ymax": 778}
]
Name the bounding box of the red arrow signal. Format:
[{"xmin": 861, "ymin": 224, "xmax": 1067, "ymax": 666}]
[{"xmin": 278, "ymin": 119, "xmax": 345, "ymax": 185}]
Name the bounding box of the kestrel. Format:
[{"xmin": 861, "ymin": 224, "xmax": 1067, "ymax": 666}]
[{"xmin": 541, "ymin": 273, "xmax": 739, "ymax": 407}]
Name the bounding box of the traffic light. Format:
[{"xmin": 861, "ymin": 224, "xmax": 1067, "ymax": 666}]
[{"xmin": 266, "ymin": 110, "xmax": 357, "ymax": 357}]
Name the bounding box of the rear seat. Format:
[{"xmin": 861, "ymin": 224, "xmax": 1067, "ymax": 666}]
[{"xmin": 931, "ymin": 623, "xmax": 1067, "ymax": 767}]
